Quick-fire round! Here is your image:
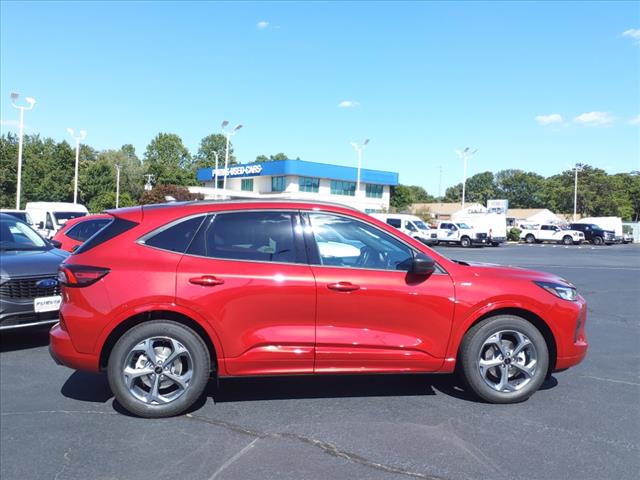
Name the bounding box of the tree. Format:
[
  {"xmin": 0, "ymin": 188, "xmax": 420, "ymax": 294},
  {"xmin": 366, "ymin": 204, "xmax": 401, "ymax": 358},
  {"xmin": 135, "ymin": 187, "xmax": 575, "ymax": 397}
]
[
  {"xmin": 389, "ymin": 184, "xmax": 435, "ymax": 211},
  {"xmin": 139, "ymin": 184, "xmax": 203, "ymax": 205},
  {"xmin": 194, "ymin": 134, "xmax": 237, "ymax": 171},
  {"xmin": 494, "ymin": 170, "xmax": 545, "ymax": 208},
  {"xmin": 254, "ymin": 152, "xmax": 290, "ymax": 162},
  {"xmin": 443, "ymin": 171, "xmax": 496, "ymax": 205},
  {"xmin": 143, "ymin": 133, "xmax": 192, "ymax": 186}
]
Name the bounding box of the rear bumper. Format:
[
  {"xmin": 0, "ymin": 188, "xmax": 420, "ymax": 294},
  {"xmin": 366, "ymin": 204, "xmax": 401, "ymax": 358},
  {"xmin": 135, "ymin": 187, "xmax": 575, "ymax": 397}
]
[{"xmin": 49, "ymin": 323, "xmax": 100, "ymax": 372}]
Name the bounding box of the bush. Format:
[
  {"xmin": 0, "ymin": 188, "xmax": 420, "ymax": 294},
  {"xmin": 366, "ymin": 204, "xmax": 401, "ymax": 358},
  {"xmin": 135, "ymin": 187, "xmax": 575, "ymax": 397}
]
[{"xmin": 507, "ymin": 227, "xmax": 522, "ymax": 242}]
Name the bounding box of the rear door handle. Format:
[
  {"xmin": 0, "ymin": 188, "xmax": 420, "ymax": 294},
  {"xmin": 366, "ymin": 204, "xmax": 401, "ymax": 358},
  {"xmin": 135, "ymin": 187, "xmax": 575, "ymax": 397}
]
[
  {"xmin": 189, "ymin": 275, "xmax": 225, "ymax": 286},
  {"xmin": 327, "ymin": 282, "xmax": 360, "ymax": 292}
]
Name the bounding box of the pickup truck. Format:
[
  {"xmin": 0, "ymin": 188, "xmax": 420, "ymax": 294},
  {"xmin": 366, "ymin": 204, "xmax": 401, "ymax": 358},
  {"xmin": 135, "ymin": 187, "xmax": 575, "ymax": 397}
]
[
  {"xmin": 519, "ymin": 224, "xmax": 585, "ymax": 245},
  {"xmin": 430, "ymin": 221, "xmax": 488, "ymax": 247},
  {"xmin": 569, "ymin": 223, "xmax": 615, "ymax": 245}
]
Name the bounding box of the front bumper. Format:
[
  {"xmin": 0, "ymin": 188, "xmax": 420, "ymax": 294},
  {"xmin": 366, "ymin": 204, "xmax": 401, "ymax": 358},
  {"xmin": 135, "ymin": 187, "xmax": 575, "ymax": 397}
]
[
  {"xmin": 553, "ymin": 297, "xmax": 589, "ymax": 371},
  {"xmin": 0, "ymin": 302, "xmax": 59, "ymax": 331},
  {"xmin": 471, "ymin": 237, "xmax": 488, "ymax": 245},
  {"xmin": 49, "ymin": 323, "xmax": 100, "ymax": 372}
]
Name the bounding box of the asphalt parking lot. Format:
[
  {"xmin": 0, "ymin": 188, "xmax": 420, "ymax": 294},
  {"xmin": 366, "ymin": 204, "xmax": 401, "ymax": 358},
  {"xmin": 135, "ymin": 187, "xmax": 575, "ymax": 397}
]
[{"xmin": 1, "ymin": 243, "xmax": 639, "ymax": 480}]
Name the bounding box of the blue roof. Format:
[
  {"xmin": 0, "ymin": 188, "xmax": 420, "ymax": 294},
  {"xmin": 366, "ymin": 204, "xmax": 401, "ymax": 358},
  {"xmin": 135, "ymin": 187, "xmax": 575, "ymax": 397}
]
[{"xmin": 196, "ymin": 159, "xmax": 399, "ymax": 186}]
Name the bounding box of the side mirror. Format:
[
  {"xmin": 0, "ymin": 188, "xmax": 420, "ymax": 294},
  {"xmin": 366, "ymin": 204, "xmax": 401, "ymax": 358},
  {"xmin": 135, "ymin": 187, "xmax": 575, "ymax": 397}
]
[
  {"xmin": 71, "ymin": 245, "xmax": 79, "ymax": 252},
  {"xmin": 410, "ymin": 253, "xmax": 435, "ymax": 276},
  {"xmin": 50, "ymin": 239, "xmax": 62, "ymax": 248},
  {"xmin": 37, "ymin": 221, "xmax": 44, "ymax": 229}
]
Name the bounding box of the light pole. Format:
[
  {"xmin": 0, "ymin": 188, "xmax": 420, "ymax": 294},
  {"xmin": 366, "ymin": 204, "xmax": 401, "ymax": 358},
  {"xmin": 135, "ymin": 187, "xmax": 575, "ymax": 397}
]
[
  {"xmin": 350, "ymin": 139, "xmax": 370, "ymax": 197},
  {"xmin": 573, "ymin": 163, "xmax": 584, "ymax": 221},
  {"xmin": 455, "ymin": 147, "xmax": 477, "ymax": 209},
  {"xmin": 221, "ymin": 120, "xmax": 243, "ymax": 191},
  {"xmin": 115, "ymin": 164, "xmax": 121, "ymax": 208},
  {"xmin": 10, "ymin": 92, "xmax": 36, "ymax": 209},
  {"xmin": 437, "ymin": 165, "xmax": 443, "ymax": 204},
  {"xmin": 144, "ymin": 174, "xmax": 155, "ymax": 191},
  {"xmin": 67, "ymin": 128, "xmax": 86, "ymax": 204},
  {"xmin": 212, "ymin": 150, "xmax": 219, "ymax": 196}
]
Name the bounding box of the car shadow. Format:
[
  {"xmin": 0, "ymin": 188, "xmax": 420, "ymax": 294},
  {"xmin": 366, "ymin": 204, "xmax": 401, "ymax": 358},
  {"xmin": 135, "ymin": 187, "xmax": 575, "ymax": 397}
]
[
  {"xmin": 0, "ymin": 327, "xmax": 50, "ymax": 353},
  {"xmin": 60, "ymin": 370, "xmax": 560, "ymax": 412}
]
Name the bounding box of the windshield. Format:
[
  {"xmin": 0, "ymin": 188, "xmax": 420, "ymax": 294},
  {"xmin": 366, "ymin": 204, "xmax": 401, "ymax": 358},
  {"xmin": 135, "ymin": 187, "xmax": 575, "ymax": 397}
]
[
  {"xmin": 53, "ymin": 211, "xmax": 87, "ymax": 225},
  {"xmin": 413, "ymin": 220, "xmax": 429, "ymax": 230},
  {"xmin": 456, "ymin": 223, "xmax": 470, "ymax": 229},
  {"xmin": 0, "ymin": 217, "xmax": 49, "ymax": 251}
]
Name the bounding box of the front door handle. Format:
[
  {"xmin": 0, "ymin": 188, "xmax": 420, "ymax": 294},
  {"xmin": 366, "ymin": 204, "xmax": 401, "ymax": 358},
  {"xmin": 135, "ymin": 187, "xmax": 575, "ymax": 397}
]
[
  {"xmin": 189, "ymin": 275, "xmax": 225, "ymax": 286},
  {"xmin": 327, "ymin": 282, "xmax": 360, "ymax": 292}
]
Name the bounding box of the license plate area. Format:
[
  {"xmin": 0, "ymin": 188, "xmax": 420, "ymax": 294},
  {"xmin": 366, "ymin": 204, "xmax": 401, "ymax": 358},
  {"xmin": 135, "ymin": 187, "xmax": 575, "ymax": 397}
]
[{"xmin": 34, "ymin": 295, "xmax": 62, "ymax": 313}]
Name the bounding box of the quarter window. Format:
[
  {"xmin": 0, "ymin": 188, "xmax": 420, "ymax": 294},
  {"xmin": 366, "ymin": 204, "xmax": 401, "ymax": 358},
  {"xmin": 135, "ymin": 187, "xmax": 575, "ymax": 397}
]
[
  {"xmin": 365, "ymin": 184, "xmax": 383, "ymax": 198},
  {"xmin": 330, "ymin": 180, "xmax": 356, "ymax": 196},
  {"xmin": 142, "ymin": 215, "xmax": 206, "ymax": 253},
  {"xmin": 271, "ymin": 176, "xmax": 286, "ymax": 192},
  {"xmin": 386, "ymin": 218, "xmax": 402, "ymax": 228},
  {"xmin": 188, "ymin": 211, "xmax": 299, "ymax": 264},
  {"xmin": 299, "ymin": 176, "xmax": 319, "ymax": 193},
  {"xmin": 308, "ymin": 213, "xmax": 414, "ymax": 271},
  {"xmin": 66, "ymin": 219, "xmax": 110, "ymax": 242}
]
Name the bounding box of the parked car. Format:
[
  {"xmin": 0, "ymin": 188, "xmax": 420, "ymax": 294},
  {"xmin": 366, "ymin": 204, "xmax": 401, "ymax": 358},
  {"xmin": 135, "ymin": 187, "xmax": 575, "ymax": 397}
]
[
  {"xmin": 0, "ymin": 213, "xmax": 68, "ymax": 330},
  {"xmin": 568, "ymin": 223, "xmax": 615, "ymax": 245},
  {"xmin": 431, "ymin": 221, "xmax": 488, "ymax": 247},
  {"xmin": 370, "ymin": 213, "xmax": 436, "ymax": 245},
  {"xmin": 51, "ymin": 214, "xmax": 111, "ymax": 252},
  {"xmin": 50, "ymin": 200, "xmax": 588, "ymax": 417},
  {"xmin": 0, "ymin": 209, "xmax": 34, "ymax": 225},
  {"xmin": 579, "ymin": 216, "xmax": 623, "ymax": 243},
  {"xmin": 25, "ymin": 202, "xmax": 89, "ymax": 238},
  {"xmin": 622, "ymin": 225, "xmax": 634, "ymax": 244},
  {"xmin": 519, "ymin": 224, "xmax": 585, "ymax": 245}
]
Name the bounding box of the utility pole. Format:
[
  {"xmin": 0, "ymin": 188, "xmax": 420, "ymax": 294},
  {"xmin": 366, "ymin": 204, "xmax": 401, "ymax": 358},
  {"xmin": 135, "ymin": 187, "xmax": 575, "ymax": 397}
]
[
  {"xmin": 67, "ymin": 129, "xmax": 87, "ymax": 204},
  {"xmin": 455, "ymin": 147, "xmax": 477, "ymax": 209},
  {"xmin": 115, "ymin": 164, "xmax": 121, "ymax": 208},
  {"xmin": 10, "ymin": 92, "xmax": 36, "ymax": 209},
  {"xmin": 573, "ymin": 163, "xmax": 584, "ymax": 221},
  {"xmin": 350, "ymin": 139, "xmax": 370, "ymax": 197},
  {"xmin": 221, "ymin": 121, "xmax": 243, "ymax": 191}
]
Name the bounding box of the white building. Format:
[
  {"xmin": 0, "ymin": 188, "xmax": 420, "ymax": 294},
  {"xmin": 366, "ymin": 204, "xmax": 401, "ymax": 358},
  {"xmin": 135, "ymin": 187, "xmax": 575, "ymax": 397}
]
[{"xmin": 191, "ymin": 159, "xmax": 399, "ymax": 213}]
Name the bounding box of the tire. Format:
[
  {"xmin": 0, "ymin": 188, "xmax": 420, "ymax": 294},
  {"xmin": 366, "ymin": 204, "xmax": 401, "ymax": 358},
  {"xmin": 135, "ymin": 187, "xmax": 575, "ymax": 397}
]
[
  {"xmin": 458, "ymin": 315, "xmax": 549, "ymax": 403},
  {"xmin": 562, "ymin": 235, "xmax": 573, "ymax": 245},
  {"xmin": 592, "ymin": 236, "xmax": 603, "ymax": 246},
  {"xmin": 460, "ymin": 236, "xmax": 471, "ymax": 248},
  {"xmin": 491, "ymin": 242, "xmax": 500, "ymax": 247},
  {"xmin": 107, "ymin": 320, "xmax": 211, "ymax": 418},
  {"xmin": 525, "ymin": 234, "xmax": 535, "ymax": 244}
]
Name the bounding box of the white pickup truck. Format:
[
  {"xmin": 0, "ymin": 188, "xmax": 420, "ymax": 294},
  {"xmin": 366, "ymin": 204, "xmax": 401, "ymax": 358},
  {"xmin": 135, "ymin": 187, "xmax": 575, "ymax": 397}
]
[
  {"xmin": 519, "ymin": 224, "xmax": 585, "ymax": 245},
  {"xmin": 430, "ymin": 221, "xmax": 488, "ymax": 247}
]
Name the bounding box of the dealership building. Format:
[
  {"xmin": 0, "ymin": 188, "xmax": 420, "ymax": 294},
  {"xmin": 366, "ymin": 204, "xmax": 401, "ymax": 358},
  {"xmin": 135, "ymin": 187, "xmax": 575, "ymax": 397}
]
[{"xmin": 192, "ymin": 159, "xmax": 399, "ymax": 212}]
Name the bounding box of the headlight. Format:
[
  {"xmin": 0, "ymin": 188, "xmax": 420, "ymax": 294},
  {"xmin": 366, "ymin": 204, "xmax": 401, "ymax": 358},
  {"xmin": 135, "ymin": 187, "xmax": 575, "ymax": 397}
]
[{"xmin": 534, "ymin": 281, "xmax": 578, "ymax": 301}]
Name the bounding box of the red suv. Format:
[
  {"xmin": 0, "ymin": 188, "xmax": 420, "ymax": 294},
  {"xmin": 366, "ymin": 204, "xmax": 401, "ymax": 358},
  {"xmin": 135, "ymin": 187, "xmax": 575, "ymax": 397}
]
[
  {"xmin": 51, "ymin": 214, "xmax": 111, "ymax": 252},
  {"xmin": 50, "ymin": 201, "xmax": 588, "ymax": 417}
]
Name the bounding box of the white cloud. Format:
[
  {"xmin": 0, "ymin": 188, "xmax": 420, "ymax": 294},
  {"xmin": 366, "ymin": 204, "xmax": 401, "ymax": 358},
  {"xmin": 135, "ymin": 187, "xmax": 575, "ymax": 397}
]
[
  {"xmin": 535, "ymin": 113, "xmax": 563, "ymax": 125},
  {"xmin": 338, "ymin": 100, "xmax": 360, "ymax": 109},
  {"xmin": 574, "ymin": 111, "xmax": 613, "ymax": 126},
  {"xmin": 629, "ymin": 115, "xmax": 640, "ymax": 125},
  {"xmin": 622, "ymin": 28, "xmax": 640, "ymax": 40},
  {"xmin": 257, "ymin": 21, "xmax": 269, "ymax": 29}
]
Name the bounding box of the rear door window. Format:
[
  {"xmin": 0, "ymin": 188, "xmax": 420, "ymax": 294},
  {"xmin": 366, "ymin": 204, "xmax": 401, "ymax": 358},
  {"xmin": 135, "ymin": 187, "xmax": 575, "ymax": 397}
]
[{"xmin": 188, "ymin": 211, "xmax": 303, "ymax": 264}]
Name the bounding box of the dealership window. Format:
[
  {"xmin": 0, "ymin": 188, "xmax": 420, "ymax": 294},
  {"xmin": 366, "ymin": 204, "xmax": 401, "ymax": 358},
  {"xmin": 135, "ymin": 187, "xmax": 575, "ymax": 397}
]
[
  {"xmin": 188, "ymin": 211, "xmax": 299, "ymax": 263},
  {"xmin": 241, "ymin": 178, "xmax": 254, "ymax": 192},
  {"xmin": 330, "ymin": 180, "xmax": 356, "ymax": 196},
  {"xmin": 366, "ymin": 184, "xmax": 383, "ymax": 198},
  {"xmin": 216, "ymin": 178, "xmax": 224, "ymax": 189},
  {"xmin": 272, "ymin": 176, "xmax": 286, "ymax": 192},
  {"xmin": 308, "ymin": 213, "xmax": 413, "ymax": 271},
  {"xmin": 299, "ymin": 176, "xmax": 319, "ymax": 193}
]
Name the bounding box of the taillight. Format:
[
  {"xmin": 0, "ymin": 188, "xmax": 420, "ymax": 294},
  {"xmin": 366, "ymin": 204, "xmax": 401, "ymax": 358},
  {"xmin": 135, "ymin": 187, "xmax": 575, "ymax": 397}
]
[{"xmin": 58, "ymin": 264, "xmax": 110, "ymax": 288}]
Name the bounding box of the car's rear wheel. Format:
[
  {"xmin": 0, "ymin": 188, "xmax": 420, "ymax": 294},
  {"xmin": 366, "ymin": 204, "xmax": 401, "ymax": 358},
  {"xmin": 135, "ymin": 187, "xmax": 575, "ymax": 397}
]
[
  {"xmin": 107, "ymin": 320, "xmax": 210, "ymax": 418},
  {"xmin": 459, "ymin": 315, "xmax": 549, "ymax": 403},
  {"xmin": 592, "ymin": 236, "xmax": 603, "ymax": 245},
  {"xmin": 562, "ymin": 235, "xmax": 573, "ymax": 245},
  {"xmin": 460, "ymin": 236, "xmax": 471, "ymax": 248},
  {"xmin": 525, "ymin": 234, "xmax": 535, "ymax": 244}
]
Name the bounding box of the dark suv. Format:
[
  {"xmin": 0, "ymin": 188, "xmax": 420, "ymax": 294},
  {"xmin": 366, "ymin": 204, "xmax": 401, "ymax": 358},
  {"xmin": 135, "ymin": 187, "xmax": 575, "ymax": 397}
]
[{"xmin": 569, "ymin": 223, "xmax": 615, "ymax": 245}]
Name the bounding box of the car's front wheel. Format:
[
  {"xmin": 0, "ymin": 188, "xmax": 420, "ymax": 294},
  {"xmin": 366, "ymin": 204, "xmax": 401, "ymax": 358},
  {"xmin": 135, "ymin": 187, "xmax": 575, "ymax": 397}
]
[
  {"xmin": 459, "ymin": 315, "xmax": 549, "ymax": 403},
  {"xmin": 592, "ymin": 236, "xmax": 603, "ymax": 245},
  {"xmin": 562, "ymin": 235, "xmax": 573, "ymax": 245},
  {"xmin": 107, "ymin": 320, "xmax": 211, "ymax": 418},
  {"xmin": 460, "ymin": 236, "xmax": 471, "ymax": 248}
]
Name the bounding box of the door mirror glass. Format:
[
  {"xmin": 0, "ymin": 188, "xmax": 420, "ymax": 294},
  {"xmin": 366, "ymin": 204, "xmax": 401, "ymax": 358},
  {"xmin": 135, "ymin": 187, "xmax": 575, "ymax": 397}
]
[{"xmin": 410, "ymin": 253, "xmax": 435, "ymax": 276}]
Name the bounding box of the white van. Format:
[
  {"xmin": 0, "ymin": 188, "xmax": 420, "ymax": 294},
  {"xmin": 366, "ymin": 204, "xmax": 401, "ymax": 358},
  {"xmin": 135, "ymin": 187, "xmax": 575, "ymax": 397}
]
[
  {"xmin": 452, "ymin": 212, "xmax": 507, "ymax": 247},
  {"xmin": 370, "ymin": 213, "xmax": 435, "ymax": 244},
  {"xmin": 25, "ymin": 202, "xmax": 89, "ymax": 238}
]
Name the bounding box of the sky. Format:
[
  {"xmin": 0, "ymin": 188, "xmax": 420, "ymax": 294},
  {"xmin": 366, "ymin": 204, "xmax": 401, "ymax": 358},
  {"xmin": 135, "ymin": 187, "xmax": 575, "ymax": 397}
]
[{"xmin": 1, "ymin": 0, "xmax": 639, "ymax": 195}]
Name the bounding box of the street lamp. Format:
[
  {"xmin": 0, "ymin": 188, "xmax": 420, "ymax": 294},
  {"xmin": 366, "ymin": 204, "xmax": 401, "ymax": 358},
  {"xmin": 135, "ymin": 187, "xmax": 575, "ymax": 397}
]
[
  {"xmin": 573, "ymin": 163, "xmax": 584, "ymax": 221},
  {"xmin": 212, "ymin": 150, "xmax": 220, "ymax": 196},
  {"xmin": 115, "ymin": 164, "xmax": 121, "ymax": 208},
  {"xmin": 221, "ymin": 121, "xmax": 243, "ymax": 191},
  {"xmin": 10, "ymin": 92, "xmax": 36, "ymax": 209},
  {"xmin": 350, "ymin": 138, "xmax": 370, "ymax": 198},
  {"xmin": 455, "ymin": 147, "xmax": 477, "ymax": 209},
  {"xmin": 67, "ymin": 128, "xmax": 86, "ymax": 204}
]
